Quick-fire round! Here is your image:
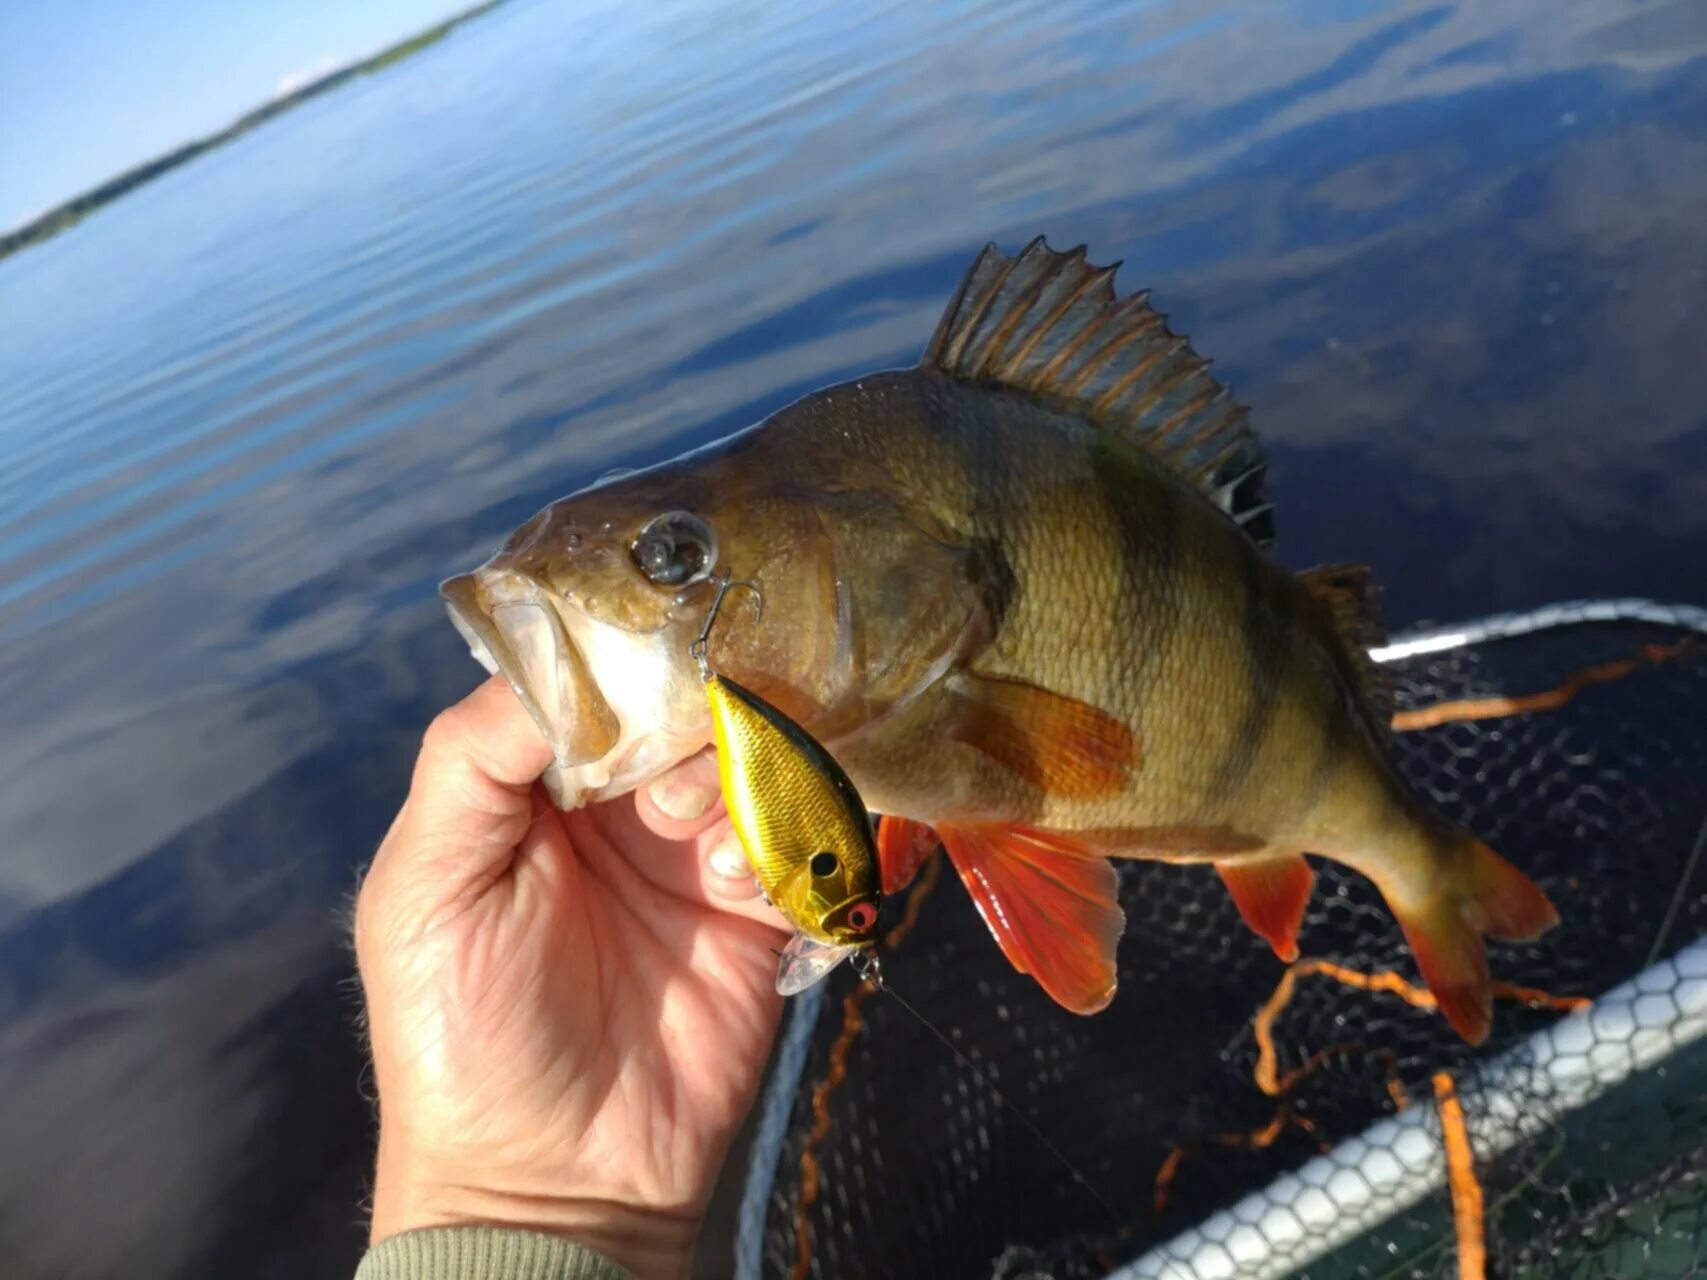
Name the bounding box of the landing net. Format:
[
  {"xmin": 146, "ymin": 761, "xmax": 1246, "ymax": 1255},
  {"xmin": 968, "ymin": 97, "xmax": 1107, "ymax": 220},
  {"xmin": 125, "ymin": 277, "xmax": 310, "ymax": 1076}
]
[{"xmin": 736, "ymin": 598, "xmax": 1707, "ymax": 1280}]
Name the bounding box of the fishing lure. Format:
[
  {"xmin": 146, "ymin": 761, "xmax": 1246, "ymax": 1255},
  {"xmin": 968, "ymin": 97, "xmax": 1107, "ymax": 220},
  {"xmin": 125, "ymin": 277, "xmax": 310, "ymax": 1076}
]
[{"xmin": 691, "ymin": 572, "xmax": 883, "ymax": 994}]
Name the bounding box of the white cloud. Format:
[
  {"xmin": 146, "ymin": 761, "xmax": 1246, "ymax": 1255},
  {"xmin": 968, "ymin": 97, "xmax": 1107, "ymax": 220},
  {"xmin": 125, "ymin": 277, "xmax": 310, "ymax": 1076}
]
[{"xmin": 274, "ymin": 53, "xmax": 346, "ymax": 98}]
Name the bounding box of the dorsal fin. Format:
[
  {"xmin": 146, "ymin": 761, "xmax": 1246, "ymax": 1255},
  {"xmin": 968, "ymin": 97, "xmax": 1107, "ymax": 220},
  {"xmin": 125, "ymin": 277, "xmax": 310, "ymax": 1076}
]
[
  {"xmin": 1298, "ymin": 563, "xmax": 1392, "ymax": 722},
  {"xmin": 923, "ymin": 236, "xmax": 1273, "ymax": 547}
]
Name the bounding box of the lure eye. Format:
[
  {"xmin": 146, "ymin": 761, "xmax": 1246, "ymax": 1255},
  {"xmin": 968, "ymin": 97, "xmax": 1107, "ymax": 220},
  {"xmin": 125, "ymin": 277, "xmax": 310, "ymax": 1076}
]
[
  {"xmin": 847, "ymin": 902, "xmax": 877, "ymax": 931},
  {"xmin": 809, "ymin": 851, "xmax": 839, "ymax": 878},
  {"xmin": 630, "ymin": 510, "xmax": 716, "ymax": 587}
]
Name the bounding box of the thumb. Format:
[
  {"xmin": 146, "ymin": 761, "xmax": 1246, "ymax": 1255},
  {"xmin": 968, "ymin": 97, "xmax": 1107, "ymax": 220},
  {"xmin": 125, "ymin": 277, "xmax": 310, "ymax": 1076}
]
[{"xmin": 372, "ymin": 675, "xmax": 557, "ymax": 899}]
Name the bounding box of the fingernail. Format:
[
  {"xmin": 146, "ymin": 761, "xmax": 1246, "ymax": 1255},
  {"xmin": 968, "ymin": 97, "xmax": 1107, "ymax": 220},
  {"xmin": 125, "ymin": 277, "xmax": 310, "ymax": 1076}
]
[
  {"xmin": 708, "ymin": 832, "xmax": 751, "ymax": 881},
  {"xmin": 649, "ymin": 776, "xmax": 717, "ymax": 822}
]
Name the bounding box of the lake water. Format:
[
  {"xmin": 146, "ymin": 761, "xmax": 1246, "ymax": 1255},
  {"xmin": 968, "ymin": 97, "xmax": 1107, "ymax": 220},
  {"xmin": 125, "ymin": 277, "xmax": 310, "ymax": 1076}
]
[{"xmin": 1, "ymin": 0, "xmax": 1704, "ymax": 1274}]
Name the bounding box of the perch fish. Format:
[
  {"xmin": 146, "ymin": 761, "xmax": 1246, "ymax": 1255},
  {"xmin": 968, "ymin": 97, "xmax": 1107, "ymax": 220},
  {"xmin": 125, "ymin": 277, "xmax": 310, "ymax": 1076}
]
[{"xmin": 441, "ymin": 238, "xmax": 1557, "ymax": 1042}]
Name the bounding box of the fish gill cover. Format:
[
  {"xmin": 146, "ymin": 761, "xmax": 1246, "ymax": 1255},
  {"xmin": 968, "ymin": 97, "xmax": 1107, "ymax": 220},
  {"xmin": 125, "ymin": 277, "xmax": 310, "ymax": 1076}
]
[{"xmin": 746, "ymin": 603, "xmax": 1707, "ymax": 1280}]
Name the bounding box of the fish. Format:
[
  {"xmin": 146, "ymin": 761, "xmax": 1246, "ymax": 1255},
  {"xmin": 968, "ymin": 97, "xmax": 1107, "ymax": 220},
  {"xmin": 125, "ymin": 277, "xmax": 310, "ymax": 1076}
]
[
  {"xmin": 692, "ymin": 576, "xmax": 884, "ymax": 992},
  {"xmin": 441, "ymin": 236, "xmax": 1558, "ymax": 1044}
]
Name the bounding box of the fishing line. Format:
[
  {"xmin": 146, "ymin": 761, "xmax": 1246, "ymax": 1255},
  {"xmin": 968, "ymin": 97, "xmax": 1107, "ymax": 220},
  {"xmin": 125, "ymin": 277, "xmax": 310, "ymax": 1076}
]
[
  {"xmin": 1646, "ymin": 806, "xmax": 1707, "ymax": 968},
  {"xmin": 869, "ymin": 973, "xmax": 1121, "ymax": 1222}
]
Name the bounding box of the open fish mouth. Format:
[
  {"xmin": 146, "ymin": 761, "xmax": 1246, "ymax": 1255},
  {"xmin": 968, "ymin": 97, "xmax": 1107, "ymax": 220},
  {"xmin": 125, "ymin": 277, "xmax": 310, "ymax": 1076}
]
[{"xmin": 440, "ymin": 573, "xmax": 621, "ymax": 769}]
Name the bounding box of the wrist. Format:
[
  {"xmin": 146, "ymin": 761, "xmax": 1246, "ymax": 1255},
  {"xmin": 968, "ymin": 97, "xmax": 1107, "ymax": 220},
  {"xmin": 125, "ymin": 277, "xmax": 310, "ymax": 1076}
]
[{"xmin": 371, "ymin": 1140, "xmax": 699, "ymax": 1280}]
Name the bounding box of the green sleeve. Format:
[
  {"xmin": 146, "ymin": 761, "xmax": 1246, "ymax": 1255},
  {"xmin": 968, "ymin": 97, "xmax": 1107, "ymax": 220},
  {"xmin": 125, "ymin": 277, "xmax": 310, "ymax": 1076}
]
[{"xmin": 355, "ymin": 1226, "xmax": 635, "ymax": 1280}]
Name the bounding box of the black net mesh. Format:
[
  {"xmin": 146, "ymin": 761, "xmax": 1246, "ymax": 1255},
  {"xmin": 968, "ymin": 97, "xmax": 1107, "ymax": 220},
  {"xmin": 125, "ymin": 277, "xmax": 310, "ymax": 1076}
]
[{"xmin": 745, "ymin": 610, "xmax": 1707, "ymax": 1280}]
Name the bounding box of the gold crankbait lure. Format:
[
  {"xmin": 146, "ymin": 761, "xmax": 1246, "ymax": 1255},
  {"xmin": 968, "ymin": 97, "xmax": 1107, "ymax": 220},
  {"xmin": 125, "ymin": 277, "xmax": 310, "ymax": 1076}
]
[{"xmin": 691, "ymin": 572, "xmax": 883, "ymax": 994}]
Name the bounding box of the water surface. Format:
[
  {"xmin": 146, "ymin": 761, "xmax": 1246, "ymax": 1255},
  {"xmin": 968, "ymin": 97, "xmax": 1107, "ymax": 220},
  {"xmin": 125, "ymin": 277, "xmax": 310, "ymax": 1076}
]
[{"xmin": 1, "ymin": 0, "xmax": 1704, "ymax": 1273}]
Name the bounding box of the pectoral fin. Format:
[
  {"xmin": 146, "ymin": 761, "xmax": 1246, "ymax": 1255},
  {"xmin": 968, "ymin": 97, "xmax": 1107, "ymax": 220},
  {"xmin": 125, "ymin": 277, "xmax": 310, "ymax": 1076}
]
[
  {"xmin": 937, "ymin": 823, "xmax": 1124, "ymax": 1014},
  {"xmin": 949, "ymin": 672, "xmax": 1139, "ymax": 798}
]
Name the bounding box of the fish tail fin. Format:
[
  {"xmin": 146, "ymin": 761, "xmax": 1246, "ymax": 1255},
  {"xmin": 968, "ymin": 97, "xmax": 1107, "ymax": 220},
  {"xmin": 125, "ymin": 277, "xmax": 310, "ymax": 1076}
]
[{"xmin": 1386, "ymin": 832, "xmax": 1558, "ymax": 1044}]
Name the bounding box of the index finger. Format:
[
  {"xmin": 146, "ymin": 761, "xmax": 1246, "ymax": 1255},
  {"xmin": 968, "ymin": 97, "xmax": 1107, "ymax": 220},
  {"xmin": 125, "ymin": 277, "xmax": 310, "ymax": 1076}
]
[
  {"xmin": 418, "ymin": 673, "xmax": 556, "ymax": 794},
  {"xmin": 380, "ymin": 675, "xmax": 557, "ymax": 880}
]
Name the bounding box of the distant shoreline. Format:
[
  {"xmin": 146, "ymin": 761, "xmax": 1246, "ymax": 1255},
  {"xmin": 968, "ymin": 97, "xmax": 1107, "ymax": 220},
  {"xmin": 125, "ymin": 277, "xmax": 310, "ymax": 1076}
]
[{"xmin": 0, "ymin": 0, "xmax": 505, "ymax": 264}]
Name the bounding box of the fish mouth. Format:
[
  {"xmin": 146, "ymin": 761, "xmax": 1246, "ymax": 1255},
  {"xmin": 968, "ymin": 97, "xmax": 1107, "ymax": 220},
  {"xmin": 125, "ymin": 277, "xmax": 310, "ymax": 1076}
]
[{"xmin": 440, "ymin": 572, "xmax": 621, "ymax": 769}]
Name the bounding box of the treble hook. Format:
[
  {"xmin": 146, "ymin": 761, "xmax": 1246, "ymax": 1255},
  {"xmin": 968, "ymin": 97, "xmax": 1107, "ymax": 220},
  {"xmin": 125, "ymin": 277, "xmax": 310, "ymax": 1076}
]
[{"xmin": 689, "ymin": 568, "xmax": 763, "ymax": 680}]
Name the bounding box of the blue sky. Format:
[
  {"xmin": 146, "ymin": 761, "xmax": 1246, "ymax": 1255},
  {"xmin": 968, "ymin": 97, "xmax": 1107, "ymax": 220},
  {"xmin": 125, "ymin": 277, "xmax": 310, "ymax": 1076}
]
[{"xmin": 0, "ymin": 0, "xmax": 472, "ymax": 231}]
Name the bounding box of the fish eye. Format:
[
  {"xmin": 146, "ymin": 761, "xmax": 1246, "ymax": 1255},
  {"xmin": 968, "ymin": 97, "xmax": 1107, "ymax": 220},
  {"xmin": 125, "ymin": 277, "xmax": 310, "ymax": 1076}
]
[
  {"xmin": 847, "ymin": 902, "xmax": 877, "ymax": 931},
  {"xmin": 809, "ymin": 851, "xmax": 838, "ymax": 878},
  {"xmin": 630, "ymin": 510, "xmax": 717, "ymax": 587}
]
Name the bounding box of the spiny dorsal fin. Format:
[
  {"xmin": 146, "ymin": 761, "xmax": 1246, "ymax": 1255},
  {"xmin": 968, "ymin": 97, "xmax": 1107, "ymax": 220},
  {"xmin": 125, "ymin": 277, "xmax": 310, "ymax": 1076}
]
[
  {"xmin": 924, "ymin": 236, "xmax": 1273, "ymax": 548},
  {"xmin": 1298, "ymin": 563, "xmax": 1392, "ymax": 723}
]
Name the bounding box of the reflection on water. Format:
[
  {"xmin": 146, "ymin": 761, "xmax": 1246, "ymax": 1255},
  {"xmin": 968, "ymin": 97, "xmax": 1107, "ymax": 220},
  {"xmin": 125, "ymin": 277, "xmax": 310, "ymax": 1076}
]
[{"xmin": 0, "ymin": 0, "xmax": 1703, "ymax": 1273}]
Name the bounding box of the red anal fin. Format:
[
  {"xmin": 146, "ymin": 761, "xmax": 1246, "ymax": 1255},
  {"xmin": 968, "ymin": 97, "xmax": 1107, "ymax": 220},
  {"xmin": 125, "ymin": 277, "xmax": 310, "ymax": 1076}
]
[
  {"xmin": 876, "ymin": 815, "xmax": 939, "ymax": 895},
  {"xmin": 950, "ymin": 673, "xmax": 1139, "ymax": 798},
  {"xmin": 938, "ymin": 823, "xmax": 1125, "ymax": 1015},
  {"xmin": 1216, "ymin": 854, "xmax": 1314, "ymax": 963}
]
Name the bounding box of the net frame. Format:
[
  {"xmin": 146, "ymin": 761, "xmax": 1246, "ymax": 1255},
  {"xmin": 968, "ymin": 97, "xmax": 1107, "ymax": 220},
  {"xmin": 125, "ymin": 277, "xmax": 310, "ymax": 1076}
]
[{"xmin": 1112, "ymin": 937, "xmax": 1707, "ymax": 1280}]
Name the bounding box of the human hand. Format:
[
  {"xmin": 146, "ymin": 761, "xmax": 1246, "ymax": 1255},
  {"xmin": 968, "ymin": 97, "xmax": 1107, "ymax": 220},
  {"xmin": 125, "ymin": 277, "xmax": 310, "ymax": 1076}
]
[{"xmin": 355, "ymin": 676, "xmax": 790, "ymax": 1279}]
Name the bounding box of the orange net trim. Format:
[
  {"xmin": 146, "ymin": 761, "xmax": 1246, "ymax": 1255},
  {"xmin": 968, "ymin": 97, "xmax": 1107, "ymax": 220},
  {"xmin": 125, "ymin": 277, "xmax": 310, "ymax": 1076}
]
[
  {"xmin": 1253, "ymin": 961, "xmax": 1588, "ymax": 1096},
  {"xmin": 1391, "ymin": 639, "xmax": 1697, "ymax": 731},
  {"xmin": 1433, "ymin": 1070, "xmax": 1487, "ymax": 1280},
  {"xmin": 1154, "ymin": 959, "xmax": 1588, "ymax": 1222},
  {"xmin": 791, "ymin": 850, "xmax": 943, "ymax": 1280}
]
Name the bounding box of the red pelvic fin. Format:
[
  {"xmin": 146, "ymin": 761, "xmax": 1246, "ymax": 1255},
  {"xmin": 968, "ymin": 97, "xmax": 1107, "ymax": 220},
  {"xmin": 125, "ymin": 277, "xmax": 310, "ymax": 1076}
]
[
  {"xmin": 1216, "ymin": 853, "xmax": 1314, "ymax": 963},
  {"xmin": 937, "ymin": 823, "xmax": 1125, "ymax": 1015},
  {"xmin": 876, "ymin": 815, "xmax": 939, "ymax": 895}
]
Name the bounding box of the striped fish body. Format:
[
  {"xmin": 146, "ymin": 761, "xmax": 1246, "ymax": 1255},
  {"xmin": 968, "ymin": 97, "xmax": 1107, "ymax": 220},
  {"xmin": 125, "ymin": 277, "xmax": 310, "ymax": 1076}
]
[{"xmin": 817, "ymin": 371, "xmax": 1398, "ymax": 852}]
